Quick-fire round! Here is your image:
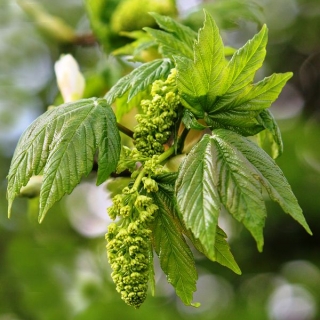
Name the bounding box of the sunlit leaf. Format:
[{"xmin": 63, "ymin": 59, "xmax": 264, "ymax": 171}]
[
  {"xmin": 175, "ymin": 11, "xmax": 226, "ymax": 117},
  {"xmin": 175, "ymin": 134, "xmax": 221, "ymax": 258}
]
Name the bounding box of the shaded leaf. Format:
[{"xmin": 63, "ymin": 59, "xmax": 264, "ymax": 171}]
[
  {"xmin": 182, "ymin": 110, "xmax": 207, "ymax": 130},
  {"xmin": 7, "ymin": 98, "xmax": 120, "ymax": 222},
  {"xmin": 145, "ymin": 12, "xmax": 196, "ymax": 59},
  {"xmin": 150, "ymin": 178, "xmax": 198, "ymax": 306},
  {"xmin": 104, "ymin": 58, "xmax": 173, "ymax": 105},
  {"xmin": 219, "ymin": 129, "xmax": 312, "ymax": 235},
  {"xmin": 149, "ymin": 12, "xmax": 197, "ymax": 49},
  {"xmin": 257, "ymin": 109, "xmax": 283, "ymax": 159},
  {"xmin": 182, "ymin": 223, "xmax": 241, "ymax": 275}
]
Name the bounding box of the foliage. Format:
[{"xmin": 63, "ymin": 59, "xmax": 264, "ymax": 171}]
[{"xmin": 7, "ymin": 9, "xmax": 312, "ymax": 310}]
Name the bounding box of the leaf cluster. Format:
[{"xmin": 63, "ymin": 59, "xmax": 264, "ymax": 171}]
[{"xmin": 6, "ymin": 10, "xmax": 312, "ymax": 308}]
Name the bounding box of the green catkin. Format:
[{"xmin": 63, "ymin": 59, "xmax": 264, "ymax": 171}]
[
  {"xmin": 106, "ymin": 70, "xmax": 179, "ymax": 308},
  {"xmin": 133, "ymin": 68, "xmax": 180, "ymax": 157},
  {"xmin": 106, "ymin": 193, "xmax": 158, "ymax": 308}
]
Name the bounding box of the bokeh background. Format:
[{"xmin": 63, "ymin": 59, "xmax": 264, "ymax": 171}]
[{"xmin": 1, "ymin": 0, "xmax": 320, "ymax": 319}]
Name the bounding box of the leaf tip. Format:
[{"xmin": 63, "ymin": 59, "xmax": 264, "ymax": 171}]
[
  {"xmin": 257, "ymin": 243, "xmax": 264, "ymax": 253},
  {"xmin": 304, "ymin": 224, "xmax": 313, "ymax": 236},
  {"xmin": 38, "ymin": 211, "xmax": 46, "ymax": 224},
  {"xmin": 191, "ymin": 302, "xmax": 201, "ymax": 308}
]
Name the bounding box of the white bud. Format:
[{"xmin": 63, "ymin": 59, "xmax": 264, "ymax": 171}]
[{"xmin": 54, "ymin": 54, "xmax": 85, "ymax": 103}]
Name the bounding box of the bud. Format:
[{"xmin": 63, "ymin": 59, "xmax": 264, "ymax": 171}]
[{"xmin": 54, "ymin": 54, "xmax": 85, "ymax": 103}]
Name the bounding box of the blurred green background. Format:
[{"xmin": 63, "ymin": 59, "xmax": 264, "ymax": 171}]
[{"xmin": 1, "ymin": 0, "xmax": 320, "ymax": 319}]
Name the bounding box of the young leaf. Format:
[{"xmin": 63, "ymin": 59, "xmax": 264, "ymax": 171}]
[
  {"xmin": 7, "ymin": 98, "xmax": 120, "ymax": 222},
  {"xmin": 257, "ymin": 109, "xmax": 283, "ymax": 159},
  {"xmin": 104, "ymin": 58, "xmax": 173, "ymax": 105},
  {"xmin": 205, "ymin": 73, "xmax": 293, "ymax": 136},
  {"xmin": 182, "ymin": 110, "xmax": 207, "ymax": 130},
  {"xmin": 175, "ymin": 134, "xmax": 221, "ymax": 259},
  {"xmin": 111, "ymin": 30, "xmax": 156, "ymax": 59},
  {"xmin": 114, "ymin": 89, "xmax": 148, "ymax": 121},
  {"xmin": 145, "ymin": 12, "xmax": 196, "ymax": 59},
  {"xmin": 217, "ymin": 129, "xmax": 312, "ymax": 235},
  {"xmin": 150, "ymin": 178, "xmax": 198, "ymax": 306},
  {"xmin": 149, "ymin": 12, "xmax": 197, "ymax": 50},
  {"xmin": 175, "ymin": 10, "xmax": 226, "ymax": 117},
  {"xmin": 222, "ymin": 24, "xmax": 268, "ymax": 97}
]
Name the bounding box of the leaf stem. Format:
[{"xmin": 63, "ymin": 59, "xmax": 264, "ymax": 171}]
[
  {"xmin": 176, "ymin": 127, "xmax": 190, "ymax": 153},
  {"xmin": 157, "ymin": 146, "xmax": 175, "ymax": 164},
  {"xmin": 132, "ymin": 168, "xmax": 146, "ymax": 190},
  {"xmin": 117, "ymin": 123, "xmax": 134, "ymax": 139}
]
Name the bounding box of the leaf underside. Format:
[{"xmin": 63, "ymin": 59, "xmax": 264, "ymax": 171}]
[
  {"xmin": 7, "ymin": 98, "xmax": 120, "ymax": 222},
  {"xmin": 176, "ymin": 131, "xmax": 311, "ymax": 254}
]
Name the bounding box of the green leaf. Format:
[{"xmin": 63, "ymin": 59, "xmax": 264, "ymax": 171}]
[
  {"xmin": 154, "ymin": 173, "xmax": 240, "ymax": 274},
  {"xmin": 257, "ymin": 109, "xmax": 283, "ymax": 159},
  {"xmin": 114, "ymin": 89, "xmax": 149, "ymax": 121},
  {"xmin": 175, "ymin": 10, "xmax": 291, "ymax": 138},
  {"xmin": 150, "ymin": 178, "xmax": 198, "ymax": 306},
  {"xmin": 7, "ymin": 98, "xmax": 121, "ymax": 222},
  {"xmin": 214, "ymin": 227, "xmax": 242, "ymax": 274},
  {"xmin": 175, "ymin": 134, "xmax": 221, "ymax": 259},
  {"xmin": 182, "ymin": 110, "xmax": 207, "ymax": 130},
  {"xmin": 205, "ymin": 73, "xmax": 292, "ymax": 136},
  {"xmin": 175, "ymin": 11, "xmax": 226, "ymax": 116},
  {"xmin": 104, "ymin": 58, "xmax": 173, "ymax": 105},
  {"xmin": 145, "ymin": 12, "xmax": 196, "ymax": 59},
  {"xmin": 183, "ymin": 224, "xmax": 241, "ymax": 275},
  {"xmin": 209, "ymin": 132, "xmax": 267, "ymax": 251},
  {"xmin": 222, "ymin": 24, "xmax": 267, "ymax": 98},
  {"xmin": 149, "ymin": 12, "xmax": 197, "ymax": 50},
  {"xmin": 229, "ymin": 73, "xmax": 293, "ymax": 112},
  {"xmin": 219, "ymin": 129, "xmax": 312, "ymax": 235},
  {"xmin": 112, "ymin": 30, "xmax": 156, "ymax": 59}
]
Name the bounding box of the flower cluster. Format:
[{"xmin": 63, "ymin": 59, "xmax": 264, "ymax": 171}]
[
  {"xmin": 106, "ymin": 192, "xmax": 158, "ymax": 308},
  {"xmin": 133, "ymin": 68, "xmax": 180, "ymax": 156}
]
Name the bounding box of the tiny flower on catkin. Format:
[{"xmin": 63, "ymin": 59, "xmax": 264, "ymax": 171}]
[
  {"xmin": 54, "ymin": 54, "xmax": 85, "ymax": 103},
  {"xmin": 133, "ymin": 68, "xmax": 180, "ymax": 156},
  {"xmin": 106, "ymin": 190, "xmax": 159, "ymax": 308}
]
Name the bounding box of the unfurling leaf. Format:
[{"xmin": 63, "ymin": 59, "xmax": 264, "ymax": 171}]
[{"xmin": 7, "ymin": 98, "xmax": 120, "ymax": 222}]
